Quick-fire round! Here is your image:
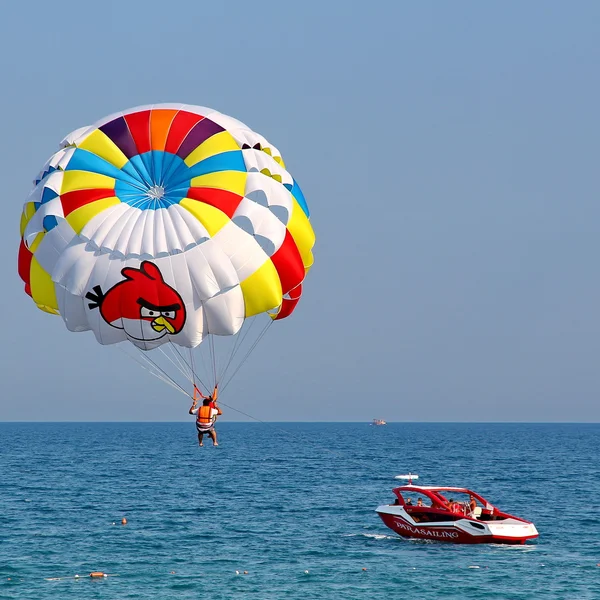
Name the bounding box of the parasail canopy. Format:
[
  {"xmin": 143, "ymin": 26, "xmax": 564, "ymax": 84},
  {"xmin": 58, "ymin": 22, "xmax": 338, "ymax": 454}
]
[{"xmin": 18, "ymin": 103, "xmax": 315, "ymax": 362}]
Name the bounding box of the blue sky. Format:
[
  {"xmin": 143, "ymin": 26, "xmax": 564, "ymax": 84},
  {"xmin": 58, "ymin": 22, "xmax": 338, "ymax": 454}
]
[{"xmin": 1, "ymin": 1, "xmax": 599, "ymax": 421}]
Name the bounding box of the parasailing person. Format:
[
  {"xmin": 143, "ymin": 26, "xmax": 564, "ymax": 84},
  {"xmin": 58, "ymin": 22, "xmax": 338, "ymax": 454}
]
[{"xmin": 189, "ymin": 385, "xmax": 222, "ymax": 446}]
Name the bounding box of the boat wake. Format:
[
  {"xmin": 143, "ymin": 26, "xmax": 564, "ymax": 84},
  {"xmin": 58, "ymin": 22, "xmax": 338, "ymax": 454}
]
[{"xmin": 343, "ymin": 532, "xmax": 393, "ymax": 540}]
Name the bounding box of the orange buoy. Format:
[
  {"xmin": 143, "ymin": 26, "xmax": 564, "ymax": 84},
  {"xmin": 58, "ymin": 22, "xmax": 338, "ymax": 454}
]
[
  {"xmin": 90, "ymin": 572, "xmax": 105, "ymax": 578},
  {"xmin": 121, "ymin": 518, "xmax": 127, "ymax": 525}
]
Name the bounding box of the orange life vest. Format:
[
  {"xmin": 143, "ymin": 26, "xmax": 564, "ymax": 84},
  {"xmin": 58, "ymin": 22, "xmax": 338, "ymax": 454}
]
[{"xmin": 196, "ymin": 405, "xmax": 214, "ymax": 426}]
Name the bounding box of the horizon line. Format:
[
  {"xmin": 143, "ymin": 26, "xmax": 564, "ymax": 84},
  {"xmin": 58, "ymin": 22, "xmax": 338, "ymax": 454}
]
[{"xmin": 0, "ymin": 420, "xmax": 598, "ymax": 425}]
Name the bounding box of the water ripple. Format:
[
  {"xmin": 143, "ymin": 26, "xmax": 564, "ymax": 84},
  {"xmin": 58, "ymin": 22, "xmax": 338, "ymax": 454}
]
[{"xmin": 0, "ymin": 422, "xmax": 599, "ymax": 599}]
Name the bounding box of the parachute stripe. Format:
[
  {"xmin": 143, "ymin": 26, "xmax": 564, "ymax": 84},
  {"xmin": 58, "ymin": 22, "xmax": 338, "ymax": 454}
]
[
  {"xmin": 18, "ymin": 239, "xmax": 33, "ymax": 294},
  {"xmin": 240, "ymin": 258, "xmax": 282, "ymax": 317},
  {"xmin": 190, "ymin": 171, "xmax": 247, "ymax": 197},
  {"xmin": 150, "ymin": 109, "xmax": 178, "ymax": 151},
  {"xmin": 288, "ymin": 179, "xmax": 309, "ymax": 217},
  {"xmin": 78, "ymin": 129, "xmax": 129, "ymax": 169},
  {"xmin": 177, "ymin": 118, "xmax": 224, "ymax": 160},
  {"xmin": 286, "ymin": 198, "xmax": 315, "ymax": 270},
  {"xmin": 65, "ymin": 196, "xmax": 121, "ymax": 234},
  {"xmin": 272, "ymin": 283, "xmax": 302, "ymax": 320},
  {"xmin": 164, "ymin": 111, "xmax": 204, "ymax": 154},
  {"xmin": 61, "ymin": 188, "xmax": 116, "ymax": 216},
  {"xmin": 20, "ymin": 202, "xmax": 37, "ymax": 237},
  {"xmin": 180, "ymin": 198, "xmax": 230, "ymax": 237},
  {"xmin": 270, "ymin": 230, "xmax": 305, "ymax": 294},
  {"xmin": 124, "ymin": 110, "xmax": 152, "ymax": 154},
  {"xmin": 61, "ymin": 171, "xmax": 116, "ymax": 195},
  {"xmin": 41, "ymin": 188, "xmax": 59, "ymax": 204},
  {"xmin": 186, "ymin": 187, "xmax": 243, "ymax": 218},
  {"xmin": 182, "ymin": 151, "xmax": 246, "ymax": 183},
  {"xmin": 29, "ymin": 232, "xmax": 45, "ymax": 253},
  {"xmin": 30, "ymin": 256, "xmax": 59, "ymax": 314},
  {"xmin": 65, "ymin": 149, "xmax": 142, "ymax": 186},
  {"xmin": 184, "ymin": 131, "xmax": 240, "ymax": 167},
  {"xmin": 99, "ymin": 117, "xmax": 138, "ymax": 159}
]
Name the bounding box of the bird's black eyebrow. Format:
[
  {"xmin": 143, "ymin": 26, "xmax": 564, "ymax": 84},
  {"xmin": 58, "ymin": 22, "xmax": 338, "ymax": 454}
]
[{"xmin": 137, "ymin": 298, "xmax": 181, "ymax": 312}]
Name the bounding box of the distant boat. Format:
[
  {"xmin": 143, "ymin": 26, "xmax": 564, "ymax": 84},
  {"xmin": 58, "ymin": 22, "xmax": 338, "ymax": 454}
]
[{"xmin": 371, "ymin": 419, "xmax": 387, "ymax": 426}]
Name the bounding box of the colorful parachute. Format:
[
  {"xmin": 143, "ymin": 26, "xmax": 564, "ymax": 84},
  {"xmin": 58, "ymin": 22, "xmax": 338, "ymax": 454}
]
[{"xmin": 18, "ymin": 104, "xmax": 314, "ymax": 391}]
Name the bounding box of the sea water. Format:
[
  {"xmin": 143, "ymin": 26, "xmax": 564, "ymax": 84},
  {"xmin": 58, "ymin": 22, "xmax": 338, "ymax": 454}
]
[{"xmin": 1, "ymin": 422, "xmax": 598, "ymax": 599}]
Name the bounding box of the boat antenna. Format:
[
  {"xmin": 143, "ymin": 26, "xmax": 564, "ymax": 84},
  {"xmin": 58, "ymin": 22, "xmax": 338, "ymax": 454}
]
[{"xmin": 394, "ymin": 473, "xmax": 419, "ymax": 484}]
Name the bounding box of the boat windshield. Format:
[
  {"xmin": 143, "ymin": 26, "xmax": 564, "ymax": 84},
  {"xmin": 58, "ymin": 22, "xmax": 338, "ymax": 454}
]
[{"xmin": 395, "ymin": 489, "xmax": 488, "ymax": 514}]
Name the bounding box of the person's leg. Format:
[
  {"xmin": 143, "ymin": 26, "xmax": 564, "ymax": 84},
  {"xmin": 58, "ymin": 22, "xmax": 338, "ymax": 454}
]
[
  {"xmin": 209, "ymin": 429, "xmax": 218, "ymax": 446},
  {"xmin": 197, "ymin": 431, "xmax": 204, "ymax": 446}
]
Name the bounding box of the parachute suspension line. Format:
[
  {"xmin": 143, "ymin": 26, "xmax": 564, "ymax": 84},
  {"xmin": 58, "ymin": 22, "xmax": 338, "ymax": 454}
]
[
  {"xmin": 219, "ymin": 316, "xmax": 258, "ymax": 385},
  {"xmin": 117, "ymin": 344, "xmax": 190, "ymax": 397},
  {"xmin": 210, "ymin": 396, "xmax": 370, "ymax": 470},
  {"xmin": 131, "ymin": 346, "xmax": 191, "ymax": 398},
  {"xmin": 210, "ymin": 335, "xmax": 217, "ymax": 386},
  {"xmin": 206, "ymin": 335, "xmax": 213, "ymax": 389},
  {"xmin": 117, "ymin": 344, "xmax": 167, "ymax": 384},
  {"xmin": 220, "ymin": 318, "xmax": 274, "ymax": 394},
  {"xmin": 170, "ymin": 341, "xmax": 211, "ymax": 394},
  {"xmin": 189, "ymin": 348, "xmax": 197, "ymax": 392},
  {"xmin": 229, "ymin": 317, "xmax": 253, "ymax": 362},
  {"xmin": 167, "ymin": 344, "xmax": 194, "ymax": 382},
  {"xmin": 157, "ymin": 345, "xmax": 193, "ymax": 384},
  {"xmin": 209, "ymin": 392, "xmax": 384, "ymax": 474},
  {"xmin": 210, "ymin": 398, "xmax": 272, "ymax": 422},
  {"xmin": 145, "ymin": 366, "xmax": 189, "ymax": 395},
  {"xmin": 198, "ymin": 336, "xmax": 213, "ymax": 391},
  {"xmin": 125, "ymin": 353, "xmax": 180, "ymax": 393}
]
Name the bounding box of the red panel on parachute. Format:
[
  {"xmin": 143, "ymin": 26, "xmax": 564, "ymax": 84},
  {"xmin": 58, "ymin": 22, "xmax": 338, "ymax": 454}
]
[
  {"xmin": 164, "ymin": 111, "xmax": 205, "ymax": 155},
  {"xmin": 274, "ymin": 284, "xmax": 302, "ymax": 320},
  {"xmin": 124, "ymin": 110, "xmax": 152, "ymax": 155},
  {"xmin": 186, "ymin": 187, "xmax": 243, "ymax": 218},
  {"xmin": 60, "ymin": 188, "xmax": 116, "ymax": 216},
  {"xmin": 18, "ymin": 239, "xmax": 33, "ymax": 296},
  {"xmin": 270, "ymin": 231, "xmax": 305, "ymax": 294}
]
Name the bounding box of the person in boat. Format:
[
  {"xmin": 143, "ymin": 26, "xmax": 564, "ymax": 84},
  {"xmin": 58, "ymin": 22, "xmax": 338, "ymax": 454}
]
[
  {"xmin": 189, "ymin": 385, "xmax": 222, "ymax": 446},
  {"xmin": 446, "ymin": 498, "xmax": 458, "ymax": 512},
  {"xmin": 450, "ymin": 500, "xmax": 466, "ymax": 515},
  {"xmin": 469, "ymin": 495, "xmax": 477, "ymax": 513},
  {"xmin": 417, "ymin": 498, "xmax": 424, "ymax": 507},
  {"xmin": 405, "ymin": 498, "xmax": 413, "ymax": 506}
]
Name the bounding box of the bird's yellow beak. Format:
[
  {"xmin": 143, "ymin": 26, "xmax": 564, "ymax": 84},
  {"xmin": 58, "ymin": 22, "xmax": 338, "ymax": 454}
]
[{"xmin": 152, "ymin": 316, "xmax": 175, "ymax": 334}]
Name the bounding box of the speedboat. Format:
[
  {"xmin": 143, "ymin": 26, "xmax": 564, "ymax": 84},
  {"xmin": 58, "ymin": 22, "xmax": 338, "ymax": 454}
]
[
  {"xmin": 376, "ymin": 476, "xmax": 538, "ymax": 544},
  {"xmin": 371, "ymin": 419, "xmax": 387, "ymax": 426}
]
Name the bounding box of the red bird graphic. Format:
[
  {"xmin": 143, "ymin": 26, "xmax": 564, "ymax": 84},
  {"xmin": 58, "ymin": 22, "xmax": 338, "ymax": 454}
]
[{"xmin": 86, "ymin": 261, "xmax": 186, "ymax": 342}]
